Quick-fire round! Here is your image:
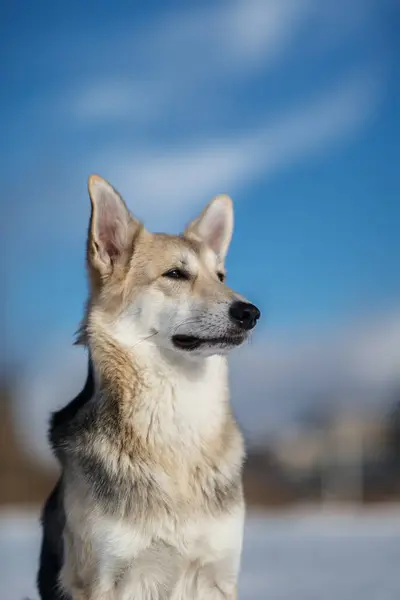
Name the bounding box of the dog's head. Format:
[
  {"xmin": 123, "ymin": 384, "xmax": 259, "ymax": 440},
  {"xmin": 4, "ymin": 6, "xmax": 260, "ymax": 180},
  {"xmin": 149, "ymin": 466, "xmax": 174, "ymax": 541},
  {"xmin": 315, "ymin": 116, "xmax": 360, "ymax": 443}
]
[{"xmin": 81, "ymin": 175, "xmax": 260, "ymax": 358}]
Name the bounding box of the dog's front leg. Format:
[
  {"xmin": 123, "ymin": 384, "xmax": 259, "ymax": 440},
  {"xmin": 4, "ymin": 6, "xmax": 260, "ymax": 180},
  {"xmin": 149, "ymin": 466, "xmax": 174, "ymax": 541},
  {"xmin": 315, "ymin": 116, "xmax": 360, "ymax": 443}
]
[
  {"xmin": 64, "ymin": 579, "xmax": 117, "ymax": 600},
  {"xmin": 170, "ymin": 562, "xmax": 238, "ymax": 600},
  {"xmin": 60, "ymin": 526, "xmax": 119, "ymax": 600}
]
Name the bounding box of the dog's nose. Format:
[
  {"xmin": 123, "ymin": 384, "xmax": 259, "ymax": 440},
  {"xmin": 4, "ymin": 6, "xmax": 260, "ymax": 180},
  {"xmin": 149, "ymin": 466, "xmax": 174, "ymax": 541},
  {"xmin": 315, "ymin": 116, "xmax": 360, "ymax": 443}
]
[{"xmin": 229, "ymin": 301, "xmax": 260, "ymax": 331}]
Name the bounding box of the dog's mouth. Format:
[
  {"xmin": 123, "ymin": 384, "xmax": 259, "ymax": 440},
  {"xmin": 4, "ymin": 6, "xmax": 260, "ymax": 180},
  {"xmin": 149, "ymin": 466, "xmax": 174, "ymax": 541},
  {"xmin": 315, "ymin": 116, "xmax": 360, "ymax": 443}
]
[{"xmin": 172, "ymin": 334, "xmax": 245, "ymax": 351}]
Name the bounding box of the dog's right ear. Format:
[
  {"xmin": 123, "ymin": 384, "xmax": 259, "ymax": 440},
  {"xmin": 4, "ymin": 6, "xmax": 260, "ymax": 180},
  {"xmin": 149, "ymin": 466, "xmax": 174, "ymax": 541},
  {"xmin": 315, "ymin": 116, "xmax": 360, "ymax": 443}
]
[{"xmin": 87, "ymin": 175, "xmax": 142, "ymax": 276}]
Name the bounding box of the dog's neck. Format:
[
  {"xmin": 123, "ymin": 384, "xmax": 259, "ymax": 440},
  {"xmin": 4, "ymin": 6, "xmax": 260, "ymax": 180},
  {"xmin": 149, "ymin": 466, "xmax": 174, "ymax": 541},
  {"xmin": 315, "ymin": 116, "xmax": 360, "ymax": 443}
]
[
  {"xmin": 88, "ymin": 327, "xmax": 228, "ymax": 389},
  {"xmin": 86, "ymin": 320, "xmax": 230, "ymax": 450}
]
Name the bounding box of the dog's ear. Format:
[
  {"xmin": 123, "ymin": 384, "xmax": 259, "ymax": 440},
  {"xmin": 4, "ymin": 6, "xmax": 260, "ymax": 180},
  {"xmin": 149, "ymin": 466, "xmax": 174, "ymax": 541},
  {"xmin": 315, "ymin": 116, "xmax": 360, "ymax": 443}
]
[
  {"xmin": 185, "ymin": 194, "xmax": 234, "ymax": 261},
  {"xmin": 87, "ymin": 175, "xmax": 142, "ymax": 276}
]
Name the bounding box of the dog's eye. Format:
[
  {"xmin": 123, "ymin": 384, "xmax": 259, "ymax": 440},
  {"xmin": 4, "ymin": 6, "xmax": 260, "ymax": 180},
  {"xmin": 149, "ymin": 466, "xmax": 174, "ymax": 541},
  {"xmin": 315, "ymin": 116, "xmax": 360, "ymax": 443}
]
[
  {"xmin": 217, "ymin": 272, "xmax": 225, "ymax": 282},
  {"xmin": 163, "ymin": 268, "xmax": 190, "ymax": 280}
]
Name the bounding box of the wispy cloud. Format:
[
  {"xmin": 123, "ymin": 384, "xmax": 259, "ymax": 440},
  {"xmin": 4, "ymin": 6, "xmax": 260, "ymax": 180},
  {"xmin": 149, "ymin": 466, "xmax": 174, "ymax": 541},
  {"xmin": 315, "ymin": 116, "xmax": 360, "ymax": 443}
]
[
  {"xmin": 99, "ymin": 69, "xmax": 381, "ymax": 227},
  {"xmin": 231, "ymin": 310, "xmax": 400, "ymax": 439},
  {"xmin": 68, "ymin": 80, "xmax": 161, "ymax": 122},
  {"xmin": 12, "ymin": 68, "xmax": 381, "ymax": 244},
  {"xmin": 67, "ymin": 0, "xmax": 312, "ymax": 123},
  {"xmin": 63, "ymin": 0, "xmax": 382, "ymax": 129},
  {"xmin": 6, "ymin": 0, "xmax": 384, "ymax": 240}
]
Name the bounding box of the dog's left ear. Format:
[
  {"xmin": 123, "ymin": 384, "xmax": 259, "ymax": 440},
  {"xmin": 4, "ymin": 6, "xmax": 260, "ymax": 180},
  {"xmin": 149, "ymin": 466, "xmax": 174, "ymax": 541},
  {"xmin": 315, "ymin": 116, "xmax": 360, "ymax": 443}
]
[{"xmin": 185, "ymin": 194, "xmax": 234, "ymax": 261}]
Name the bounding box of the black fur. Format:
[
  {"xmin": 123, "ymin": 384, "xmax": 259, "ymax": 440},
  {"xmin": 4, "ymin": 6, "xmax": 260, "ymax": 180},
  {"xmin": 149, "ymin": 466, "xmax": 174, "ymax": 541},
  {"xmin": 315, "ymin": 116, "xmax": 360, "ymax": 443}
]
[{"xmin": 37, "ymin": 356, "xmax": 94, "ymax": 600}]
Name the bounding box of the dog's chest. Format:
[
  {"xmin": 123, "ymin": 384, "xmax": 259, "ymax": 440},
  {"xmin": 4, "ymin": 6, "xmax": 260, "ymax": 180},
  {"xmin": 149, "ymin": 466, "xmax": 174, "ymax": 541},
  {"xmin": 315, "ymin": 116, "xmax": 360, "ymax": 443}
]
[
  {"xmin": 133, "ymin": 358, "xmax": 228, "ymax": 445},
  {"xmin": 98, "ymin": 506, "xmax": 242, "ymax": 558},
  {"xmin": 93, "ymin": 504, "xmax": 244, "ymax": 597}
]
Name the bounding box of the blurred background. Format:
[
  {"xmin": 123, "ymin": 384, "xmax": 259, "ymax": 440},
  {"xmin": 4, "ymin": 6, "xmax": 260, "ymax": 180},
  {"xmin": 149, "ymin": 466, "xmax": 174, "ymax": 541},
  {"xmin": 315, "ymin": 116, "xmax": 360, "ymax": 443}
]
[{"xmin": 1, "ymin": 1, "xmax": 400, "ymax": 598}]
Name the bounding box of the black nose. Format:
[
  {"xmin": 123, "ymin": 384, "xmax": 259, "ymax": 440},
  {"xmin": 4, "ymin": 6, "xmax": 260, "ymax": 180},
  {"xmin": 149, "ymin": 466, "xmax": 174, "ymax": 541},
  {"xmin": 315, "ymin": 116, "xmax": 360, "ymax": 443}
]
[{"xmin": 229, "ymin": 301, "xmax": 260, "ymax": 331}]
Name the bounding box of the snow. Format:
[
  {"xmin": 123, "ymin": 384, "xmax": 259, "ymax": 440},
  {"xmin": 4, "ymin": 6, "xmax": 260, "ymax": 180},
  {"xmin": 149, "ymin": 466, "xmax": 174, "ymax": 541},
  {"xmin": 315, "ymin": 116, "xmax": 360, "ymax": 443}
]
[{"xmin": 1, "ymin": 508, "xmax": 399, "ymax": 599}]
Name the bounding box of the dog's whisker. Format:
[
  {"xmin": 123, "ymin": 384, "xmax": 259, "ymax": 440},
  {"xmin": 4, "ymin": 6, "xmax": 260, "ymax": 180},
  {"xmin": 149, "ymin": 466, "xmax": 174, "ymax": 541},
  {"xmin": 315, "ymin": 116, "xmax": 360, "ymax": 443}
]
[{"xmin": 130, "ymin": 331, "xmax": 159, "ymax": 350}]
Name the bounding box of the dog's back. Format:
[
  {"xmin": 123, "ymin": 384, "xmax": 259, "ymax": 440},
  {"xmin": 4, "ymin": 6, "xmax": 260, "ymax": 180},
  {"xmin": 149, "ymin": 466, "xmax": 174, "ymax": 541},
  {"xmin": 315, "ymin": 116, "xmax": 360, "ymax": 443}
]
[{"xmin": 37, "ymin": 358, "xmax": 94, "ymax": 600}]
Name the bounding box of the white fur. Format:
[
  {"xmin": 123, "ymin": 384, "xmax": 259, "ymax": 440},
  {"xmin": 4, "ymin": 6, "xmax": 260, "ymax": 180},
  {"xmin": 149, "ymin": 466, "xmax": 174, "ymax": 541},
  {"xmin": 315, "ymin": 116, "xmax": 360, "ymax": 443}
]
[
  {"xmin": 103, "ymin": 280, "xmax": 242, "ymax": 361},
  {"xmin": 64, "ymin": 487, "xmax": 244, "ymax": 600},
  {"xmin": 65, "ymin": 315, "xmax": 243, "ymax": 599},
  {"xmin": 102, "ymin": 311, "xmax": 229, "ymax": 447}
]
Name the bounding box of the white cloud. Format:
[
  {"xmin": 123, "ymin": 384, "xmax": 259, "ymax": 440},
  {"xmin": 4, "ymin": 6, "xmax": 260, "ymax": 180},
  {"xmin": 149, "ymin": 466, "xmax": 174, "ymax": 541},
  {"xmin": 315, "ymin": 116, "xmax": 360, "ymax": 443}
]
[
  {"xmin": 98, "ymin": 69, "xmax": 380, "ymax": 228},
  {"xmin": 342, "ymin": 313, "xmax": 400, "ymax": 388},
  {"xmin": 65, "ymin": 0, "xmax": 381, "ymax": 129},
  {"xmin": 8, "ymin": 0, "xmax": 384, "ymax": 243},
  {"xmin": 69, "ymin": 81, "xmax": 162, "ymax": 121},
  {"xmin": 224, "ymin": 0, "xmax": 312, "ymax": 68},
  {"xmin": 230, "ymin": 310, "xmax": 400, "ymax": 440},
  {"xmin": 67, "ymin": 0, "xmax": 312, "ymax": 122},
  {"xmin": 11, "ymin": 68, "xmax": 380, "ymax": 246}
]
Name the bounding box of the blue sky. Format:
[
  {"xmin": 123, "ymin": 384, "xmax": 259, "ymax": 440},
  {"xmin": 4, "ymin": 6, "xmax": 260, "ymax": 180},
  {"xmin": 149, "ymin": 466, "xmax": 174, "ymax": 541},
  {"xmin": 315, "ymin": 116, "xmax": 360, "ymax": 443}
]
[{"xmin": 2, "ymin": 0, "xmax": 400, "ymax": 367}]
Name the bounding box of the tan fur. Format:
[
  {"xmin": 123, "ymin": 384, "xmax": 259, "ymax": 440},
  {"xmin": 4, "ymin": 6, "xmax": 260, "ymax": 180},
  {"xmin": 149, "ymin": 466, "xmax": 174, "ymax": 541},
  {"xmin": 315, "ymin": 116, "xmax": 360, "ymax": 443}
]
[{"xmin": 55, "ymin": 175, "xmax": 260, "ymax": 599}]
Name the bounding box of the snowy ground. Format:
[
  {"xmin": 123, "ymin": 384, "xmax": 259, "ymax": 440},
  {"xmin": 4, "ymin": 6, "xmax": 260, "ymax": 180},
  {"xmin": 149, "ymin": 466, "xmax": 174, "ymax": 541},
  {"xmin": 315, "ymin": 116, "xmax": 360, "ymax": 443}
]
[{"xmin": 1, "ymin": 507, "xmax": 400, "ymax": 599}]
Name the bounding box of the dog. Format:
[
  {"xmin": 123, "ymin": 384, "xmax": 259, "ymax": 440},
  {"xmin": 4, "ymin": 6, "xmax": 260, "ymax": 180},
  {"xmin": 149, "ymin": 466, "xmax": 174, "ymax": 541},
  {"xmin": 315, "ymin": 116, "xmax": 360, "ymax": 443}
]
[{"xmin": 37, "ymin": 175, "xmax": 261, "ymax": 600}]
